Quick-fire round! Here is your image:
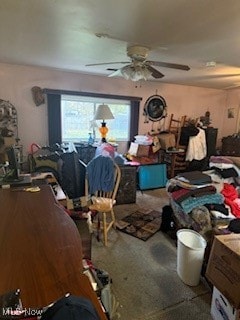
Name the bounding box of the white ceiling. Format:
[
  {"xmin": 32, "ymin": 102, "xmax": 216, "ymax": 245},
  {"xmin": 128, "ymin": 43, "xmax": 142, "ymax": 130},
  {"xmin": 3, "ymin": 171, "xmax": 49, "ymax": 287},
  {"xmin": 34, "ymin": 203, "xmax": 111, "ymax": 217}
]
[{"xmin": 1, "ymin": 0, "xmax": 240, "ymax": 89}]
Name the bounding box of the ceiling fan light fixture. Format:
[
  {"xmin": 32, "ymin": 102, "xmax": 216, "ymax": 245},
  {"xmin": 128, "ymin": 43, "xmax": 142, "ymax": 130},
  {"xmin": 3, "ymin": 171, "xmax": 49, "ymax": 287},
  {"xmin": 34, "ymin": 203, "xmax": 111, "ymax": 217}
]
[
  {"xmin": 121, "ymin": 65, "xmax": 152, "ymax": 82},
  {"xmin": 206, "ymin": 61, "xmax": 216, "ymax": 67}
]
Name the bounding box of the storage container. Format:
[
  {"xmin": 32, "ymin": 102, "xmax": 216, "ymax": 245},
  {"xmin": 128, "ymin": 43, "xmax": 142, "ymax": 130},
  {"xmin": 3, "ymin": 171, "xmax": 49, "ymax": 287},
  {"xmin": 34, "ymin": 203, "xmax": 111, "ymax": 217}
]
[{"xmin": 138, "ymin": 163, "xmax": 167, "ymax": 190}]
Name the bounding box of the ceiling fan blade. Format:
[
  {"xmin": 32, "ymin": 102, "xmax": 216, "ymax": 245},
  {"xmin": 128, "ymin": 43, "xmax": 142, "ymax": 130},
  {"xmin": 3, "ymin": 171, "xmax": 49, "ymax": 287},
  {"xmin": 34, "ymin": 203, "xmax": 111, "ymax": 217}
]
[
  {"xmin": 108, "ymin": 69, "xmax": 123, "ymax": 77},
  {"xmin": 86, "ymin": 61, "xmax": 129, "ymax": 67},
  {"xmin": 146, "ymin": 65, "xmax": 164, "ymax": 79},
  {"xmin": 148, "ymin": 61, "xmax": 190, "ymax": 71},
  {"xmin": 223, "ymin": 84, "xmax": 240, "ymax": 90}
]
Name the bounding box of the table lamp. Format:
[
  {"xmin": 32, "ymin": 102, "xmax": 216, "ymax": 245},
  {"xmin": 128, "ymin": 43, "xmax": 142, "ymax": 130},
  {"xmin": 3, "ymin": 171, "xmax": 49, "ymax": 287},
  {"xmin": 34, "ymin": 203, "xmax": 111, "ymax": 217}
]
[{"xmin": 94, "ymin": 104, "xmax": 114, "ymax": 142}]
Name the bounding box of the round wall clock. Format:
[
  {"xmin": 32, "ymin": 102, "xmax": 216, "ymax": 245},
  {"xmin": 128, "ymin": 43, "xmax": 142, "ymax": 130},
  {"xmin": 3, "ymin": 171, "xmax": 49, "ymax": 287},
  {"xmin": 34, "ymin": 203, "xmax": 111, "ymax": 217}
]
[{"xmin": 143, "ymin": 95, "xmax": 167, "ymax": 122}]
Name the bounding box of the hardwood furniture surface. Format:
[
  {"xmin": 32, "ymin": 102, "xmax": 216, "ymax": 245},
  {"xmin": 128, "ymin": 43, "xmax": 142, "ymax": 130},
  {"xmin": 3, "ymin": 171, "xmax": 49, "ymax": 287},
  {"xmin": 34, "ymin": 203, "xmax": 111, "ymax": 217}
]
[
  {"xmin": 0, "ymin": 185, "xmax": 107, "ymax": 319},
  {"xmin": 31, "ymin": 172, "xmax": 67, "ymax": 206}
]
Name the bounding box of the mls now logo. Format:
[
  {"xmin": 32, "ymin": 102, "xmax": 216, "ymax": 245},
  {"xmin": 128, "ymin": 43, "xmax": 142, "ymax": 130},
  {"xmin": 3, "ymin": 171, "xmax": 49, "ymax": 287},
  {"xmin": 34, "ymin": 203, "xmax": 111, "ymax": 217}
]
[{"xmin": 2, "ymin": 307, "xmax": 43, "ymax": 317}]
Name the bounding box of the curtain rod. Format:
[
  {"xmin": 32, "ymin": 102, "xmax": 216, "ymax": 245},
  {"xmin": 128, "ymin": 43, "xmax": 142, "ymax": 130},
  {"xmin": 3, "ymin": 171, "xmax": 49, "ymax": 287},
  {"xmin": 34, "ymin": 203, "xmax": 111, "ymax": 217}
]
[{"xmin": 43, "ymin": 88, "xmax": 142, "ymax": 102}]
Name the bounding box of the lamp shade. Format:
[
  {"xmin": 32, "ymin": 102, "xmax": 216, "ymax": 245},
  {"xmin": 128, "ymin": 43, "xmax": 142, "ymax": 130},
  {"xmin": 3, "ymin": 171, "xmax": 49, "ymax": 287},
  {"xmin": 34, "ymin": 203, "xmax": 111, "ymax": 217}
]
[{"xmin": 94, "ymin": 104, "xmax": 114, "ymax": 121}]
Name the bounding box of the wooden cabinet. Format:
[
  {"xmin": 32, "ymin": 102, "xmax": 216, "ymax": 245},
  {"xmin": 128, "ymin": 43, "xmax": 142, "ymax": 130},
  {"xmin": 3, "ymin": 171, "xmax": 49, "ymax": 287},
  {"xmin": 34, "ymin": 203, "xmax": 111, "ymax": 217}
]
[
  {"xmin": 116, "ymin": 165, "xmax": 137, "ymax": 204},
  {"xmin": 205, "ymin": 127, "xmax": 218, "ymax": 156}
]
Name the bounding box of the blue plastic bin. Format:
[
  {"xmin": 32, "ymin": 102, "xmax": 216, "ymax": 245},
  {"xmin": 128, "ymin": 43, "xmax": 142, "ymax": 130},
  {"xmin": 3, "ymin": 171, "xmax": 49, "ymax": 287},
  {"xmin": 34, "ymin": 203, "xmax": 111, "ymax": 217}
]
[{"xmin": 138, "ymin": 163, "xmax": 167, "ymax": 190}]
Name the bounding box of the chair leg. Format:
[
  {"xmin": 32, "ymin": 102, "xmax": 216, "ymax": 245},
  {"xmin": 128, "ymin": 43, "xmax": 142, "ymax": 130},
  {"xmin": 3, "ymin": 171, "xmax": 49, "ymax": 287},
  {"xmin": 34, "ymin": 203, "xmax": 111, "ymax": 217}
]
[
  {"xmin": 170, "ymin": 154, "xmax": 176, "ymax": 178},
  {"xmin": 111, "ymin": 208, "xmax": 116, "ymax": 229},
  {"xmin": 102, "ymin": 212, "xmax": 108, "ymax": 246},
  {"xmin": 96, "ymin": 213, "xmax": 101, "ymax": 242}
]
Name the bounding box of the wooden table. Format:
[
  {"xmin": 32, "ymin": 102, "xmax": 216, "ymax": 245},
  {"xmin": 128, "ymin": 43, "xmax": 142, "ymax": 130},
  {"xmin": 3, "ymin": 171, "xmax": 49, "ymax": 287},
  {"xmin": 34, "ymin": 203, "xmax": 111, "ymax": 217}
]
[{"xmin": 0, "ymin": 185, "xmax": 107, "ymax": 319}]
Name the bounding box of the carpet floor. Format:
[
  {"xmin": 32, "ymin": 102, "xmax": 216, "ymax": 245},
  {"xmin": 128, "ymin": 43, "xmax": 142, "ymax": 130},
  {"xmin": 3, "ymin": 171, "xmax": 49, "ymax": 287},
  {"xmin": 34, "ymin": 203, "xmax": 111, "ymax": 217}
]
[{"xmin": 92, "ymin": 188, "xmax": 212, "ymax": 320}]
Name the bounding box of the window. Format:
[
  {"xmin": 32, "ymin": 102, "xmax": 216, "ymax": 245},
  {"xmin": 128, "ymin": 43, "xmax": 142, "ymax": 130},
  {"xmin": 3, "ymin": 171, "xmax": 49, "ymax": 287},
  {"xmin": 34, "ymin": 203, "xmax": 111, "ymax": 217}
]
[
  {"xmin": 45, "ymin": 89, "xmax": 141, "ymax": 146},
  {"xmin": 61, "ymin": 95, "xmax": 131, "ymax": 143}
]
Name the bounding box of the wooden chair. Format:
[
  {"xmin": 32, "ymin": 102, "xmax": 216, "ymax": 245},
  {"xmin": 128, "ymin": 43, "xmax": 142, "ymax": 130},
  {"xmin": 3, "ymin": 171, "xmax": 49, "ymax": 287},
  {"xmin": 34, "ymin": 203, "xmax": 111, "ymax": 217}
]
[
  {"xmin": 166, "ymin": 114, "xmax": 188, "ymax": 178},
  {"xmin": 167, "ymin": 113, "xmax": 187, "ymax": 146},
  {"xmin": 166, "ymin": 114, "xmax": 200, "ymax": 177},
  {"xmin": 85, "ymin": 155, "xmax": 121, "ymax": 246}
]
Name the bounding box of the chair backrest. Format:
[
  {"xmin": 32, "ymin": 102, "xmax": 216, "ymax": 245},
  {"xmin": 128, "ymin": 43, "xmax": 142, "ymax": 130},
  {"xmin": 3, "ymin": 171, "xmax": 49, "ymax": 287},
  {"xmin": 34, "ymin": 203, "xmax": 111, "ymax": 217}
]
[
  {"xmin": 85, "ymin": 155, "xmax": 121, "ymax": 202},
  {"xmin": 167, "ymin": 115, "xmax": 200, "ymax": 177},
  {"xmin": 168, "ymin": 114, "xmax": 187, "ymax": 147}
]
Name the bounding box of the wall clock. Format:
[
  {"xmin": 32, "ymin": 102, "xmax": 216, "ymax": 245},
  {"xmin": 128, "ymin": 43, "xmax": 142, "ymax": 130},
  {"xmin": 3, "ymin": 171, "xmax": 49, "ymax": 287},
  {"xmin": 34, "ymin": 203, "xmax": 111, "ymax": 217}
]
[{"xmin": 143, "ymin": 95, "xmax": 167, "ymax": 122}]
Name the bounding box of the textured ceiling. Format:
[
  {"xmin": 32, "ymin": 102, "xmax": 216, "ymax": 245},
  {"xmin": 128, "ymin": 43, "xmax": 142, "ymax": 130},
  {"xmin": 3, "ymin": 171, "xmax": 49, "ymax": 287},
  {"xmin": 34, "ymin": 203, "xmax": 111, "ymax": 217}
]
[{"xmin": 1, "ymin": 0, "xmax": 240, "ymax": 89}]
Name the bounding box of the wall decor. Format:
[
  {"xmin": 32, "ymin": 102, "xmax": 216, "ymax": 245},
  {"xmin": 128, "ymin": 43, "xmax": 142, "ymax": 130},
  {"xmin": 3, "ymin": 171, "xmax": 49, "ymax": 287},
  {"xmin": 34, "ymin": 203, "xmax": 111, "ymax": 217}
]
[
  {"xmin": 31, "ymin": 86, "xmax": 45, "ymax": 106},
  {"xmin": 0, "ymin": 99, "xmax": 18, "ymax": 139},
  {"xmin": 143, "ymin": 94, "xmax": 167, "ymax": 122},
  {"xmin": 228, "ymin": 107, "xmax": 235, "ymax": 119}
]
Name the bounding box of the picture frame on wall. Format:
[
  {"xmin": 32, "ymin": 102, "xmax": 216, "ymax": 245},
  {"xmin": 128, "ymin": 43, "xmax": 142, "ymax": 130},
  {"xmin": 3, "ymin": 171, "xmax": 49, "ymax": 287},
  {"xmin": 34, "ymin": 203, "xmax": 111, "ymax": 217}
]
[{"xmin": 228, "ymin": 108, "xmax": 235, "ymax": 118}]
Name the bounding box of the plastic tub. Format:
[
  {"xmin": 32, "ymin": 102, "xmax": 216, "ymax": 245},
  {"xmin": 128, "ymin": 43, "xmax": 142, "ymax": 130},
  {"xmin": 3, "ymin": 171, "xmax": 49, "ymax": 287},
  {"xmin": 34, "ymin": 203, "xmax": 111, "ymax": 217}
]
[{"xmin": 177, "ymin": 229, "xmax": 207, "ymax": 286}]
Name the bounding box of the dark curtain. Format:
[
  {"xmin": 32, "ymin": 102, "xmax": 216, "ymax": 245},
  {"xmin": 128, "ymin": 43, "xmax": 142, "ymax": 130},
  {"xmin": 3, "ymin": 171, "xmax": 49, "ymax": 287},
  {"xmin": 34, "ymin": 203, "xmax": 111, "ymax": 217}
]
[
  {"xmin": 45, "ymin": 89, "xmax": 141, "ymax": 146},
  {"xmin": 47, "ymin": 93, "xmax": 61, "ymax": 145},
  {"xmin": 130, "ymin": 100, "xmax": 140, "ymax": 142}
]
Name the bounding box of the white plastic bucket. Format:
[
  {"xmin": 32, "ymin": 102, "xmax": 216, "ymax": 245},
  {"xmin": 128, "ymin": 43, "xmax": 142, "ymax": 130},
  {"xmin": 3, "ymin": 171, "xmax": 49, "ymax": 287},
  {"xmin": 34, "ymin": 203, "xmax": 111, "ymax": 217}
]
[{"xmin": 177, "ymin": 229, "xmax": 207, "ymax": 286}]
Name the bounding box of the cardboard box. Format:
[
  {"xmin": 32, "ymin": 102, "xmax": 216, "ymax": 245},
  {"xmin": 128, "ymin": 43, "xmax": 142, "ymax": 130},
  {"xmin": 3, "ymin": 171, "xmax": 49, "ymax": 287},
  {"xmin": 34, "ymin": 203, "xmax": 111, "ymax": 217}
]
[
  {"xmin": 3, "ymin": 137, "xmax": 15, "ymax": 146},
  {"xmin": 206, "ymin": 234, "xmax": 240, "ymax": 308},
  {"xmin": 211, "ymin": 287, "xmax": 240, "ymax": 320}
]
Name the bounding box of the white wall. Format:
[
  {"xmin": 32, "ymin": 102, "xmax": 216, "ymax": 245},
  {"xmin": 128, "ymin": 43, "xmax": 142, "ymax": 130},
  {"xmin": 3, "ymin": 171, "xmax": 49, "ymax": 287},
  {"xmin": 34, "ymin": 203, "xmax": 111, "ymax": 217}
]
[{"xmin": 0, "ymin": 62, "xmax": 235, "ymax": 159}]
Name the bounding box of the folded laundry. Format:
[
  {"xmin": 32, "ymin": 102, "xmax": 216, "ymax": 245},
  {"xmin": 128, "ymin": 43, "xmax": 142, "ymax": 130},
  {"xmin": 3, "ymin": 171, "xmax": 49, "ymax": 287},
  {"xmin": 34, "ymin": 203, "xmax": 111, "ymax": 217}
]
[
  {"xmin": 205, "ymin": 203, "xmax": 229, "ymax": 216},
  {"xmin": 221, "ymin": 183, "xmax": 240, "ymax": 218},
  {"xmin": 171, "ymin": 185, "xmax": 216, "ymax": 203},
  {"xmin": 179, "ymin": 192, "xmax": 224, "ymax": 214},
  {"xmin": 212, "ymin": 166, "xmax": 238, "ymax": 178},
  {"xmin": 176, "ymin": 170, "xmax": 212, "ymax": 185}
]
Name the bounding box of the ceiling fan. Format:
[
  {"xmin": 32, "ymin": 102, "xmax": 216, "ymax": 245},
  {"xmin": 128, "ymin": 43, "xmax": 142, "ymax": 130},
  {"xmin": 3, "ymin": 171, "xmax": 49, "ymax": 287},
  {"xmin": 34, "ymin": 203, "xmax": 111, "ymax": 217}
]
[{"xmin": 86, "ymin": 45, "xmax": 190, "ymax": 81}]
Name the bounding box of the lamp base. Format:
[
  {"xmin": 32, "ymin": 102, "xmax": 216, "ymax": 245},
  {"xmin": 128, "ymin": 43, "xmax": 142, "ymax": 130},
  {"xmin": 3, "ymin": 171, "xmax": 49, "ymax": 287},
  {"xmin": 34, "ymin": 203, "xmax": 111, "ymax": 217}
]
[{"xmin": 99, "ymin": 121, "xmax": 109, "ymax": 143}]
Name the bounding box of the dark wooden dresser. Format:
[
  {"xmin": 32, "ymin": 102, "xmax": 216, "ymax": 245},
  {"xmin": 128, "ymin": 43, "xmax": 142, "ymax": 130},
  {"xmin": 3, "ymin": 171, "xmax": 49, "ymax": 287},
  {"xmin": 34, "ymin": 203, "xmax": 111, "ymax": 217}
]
[
  {"xmin": 116, "ymin": 165, "xmax": 137, "ymax": 204},
  {"xmin": 205, "ymin": 127, "xmax": 218, "ymax": 156}
]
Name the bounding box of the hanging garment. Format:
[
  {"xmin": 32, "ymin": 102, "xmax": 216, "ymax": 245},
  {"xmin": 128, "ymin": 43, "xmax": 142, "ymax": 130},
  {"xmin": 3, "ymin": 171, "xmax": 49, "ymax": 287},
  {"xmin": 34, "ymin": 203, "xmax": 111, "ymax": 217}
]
[
  {"xmin": 185, "ymin": 128, "xmax": 207, "ymax": 161},
  {"xmin": 86, "ymin": 155, "xmax": 114, "ymax": 194}
]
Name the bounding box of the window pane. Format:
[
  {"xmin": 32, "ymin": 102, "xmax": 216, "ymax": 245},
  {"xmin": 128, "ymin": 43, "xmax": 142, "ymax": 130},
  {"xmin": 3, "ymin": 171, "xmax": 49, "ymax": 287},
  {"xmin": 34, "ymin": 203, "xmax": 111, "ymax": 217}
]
[
  {"xmin": 103, "ymin": 104, "xmax": 130, "ymax": 141},
  {"xmin": 61, "ymin": 96, "xmax": 130, "ymax": 142}
]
